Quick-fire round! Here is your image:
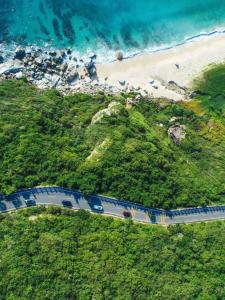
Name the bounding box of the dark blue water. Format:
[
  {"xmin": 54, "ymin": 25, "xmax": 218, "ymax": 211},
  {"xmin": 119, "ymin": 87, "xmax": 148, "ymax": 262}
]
[{"xmin": 1, "ymin": 0, "xmax": 225, "ymax": 61}]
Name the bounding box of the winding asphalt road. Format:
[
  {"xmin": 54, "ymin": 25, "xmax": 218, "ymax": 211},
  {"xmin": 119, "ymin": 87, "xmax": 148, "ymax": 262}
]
[{"xmin": 0, "ymin": 186, "xmax": 225, "ymax": 225}]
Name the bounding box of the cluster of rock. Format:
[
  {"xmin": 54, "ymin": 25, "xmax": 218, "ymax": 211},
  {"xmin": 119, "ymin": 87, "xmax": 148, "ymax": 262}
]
[
  {"xmin": 165, "ymin": 80, "xmax": 200, "ymax": 100},
  {"xmin": 126, "ymin": 94, "xmax": 143, "ymax": 105},
  {"xmin": 0, "ymin": 45, "xmax": 156, "ymax": 98},
  {"xmin": 0, "ymin": 45, "xmax": 125, "ymax": 95}
]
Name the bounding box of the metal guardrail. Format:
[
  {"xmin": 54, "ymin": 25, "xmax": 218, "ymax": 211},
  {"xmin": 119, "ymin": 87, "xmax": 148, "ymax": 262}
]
[{"xmin": 3, "ymin": 186, "xmax": 225, "ymax": 218}]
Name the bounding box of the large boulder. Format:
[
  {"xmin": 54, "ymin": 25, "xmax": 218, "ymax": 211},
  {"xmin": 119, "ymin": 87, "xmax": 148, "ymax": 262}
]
[
  {"xmin": 168, "ymin": 125, "xmax": 186, "ymax": 144},
  {"xmin": 15, "ymin": 72, "xmax": 24, "ymax": 80},
  {"xmin": 35, "ymin": 57, "xmax": 43, "ymax": 66},
  {"xmin": 189, "ymin": 90, "xmax": 200, "ymax": 99},
  {"xmin": 84, "ymin": 60, "xmax": 96, "ymax": 77},
  {"xmin": 0, "ymin": 61, "xmax": 25, "ymax": 76},
  {"xmin": 115, "ymin": 50, "xmax": 123, "ymax": 61},
  {"xmin": 66, "ymin": 70, "xmax": 79, "ymax": 83},
  {"xmin": 14, "ymin": 48, "xmax": 26, "ymax": 60},
  {"xmin": 51, "ymin": 75, "xmax": 61, "ymax": 88},
  {"xmin": 119, "ymin": 80, "xmax": 126, "ymax": 86},
  {"xmin": 167, "ymin": 80, "xmax": 187, "ymax": 95},
  {"xmin": 79, "ymin": 67, "xmax": 89, "ymax": 79},
  {"xmin": 61, "ymin": 62, "xmax": 68, "ymax": 73},
  {"xmin": 49, "ymin": 51, "xmax": 57, "ymax": 57},
  {"xmin": 53, "ymin": 55, "xmax": 63, "ymax": 64}
]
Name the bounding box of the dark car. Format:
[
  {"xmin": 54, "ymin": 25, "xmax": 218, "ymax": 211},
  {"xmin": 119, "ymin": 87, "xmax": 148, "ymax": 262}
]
[
  {"xmin": 123, "ymin": 211, "xmax": 131, "ymax": 218},
  {"xmin": 25, "ymin": 199, "xmax": 36, "ymax": 207},
  {"xmin": 62, "ymin": 200, "xmax": 73, "ymax": 208}
]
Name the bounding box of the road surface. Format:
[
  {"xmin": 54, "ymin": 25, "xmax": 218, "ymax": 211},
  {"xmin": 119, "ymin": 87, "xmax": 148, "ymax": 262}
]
[{"xmin": 0, "ymin": 186, "xmax": 225, "ymax": 225}]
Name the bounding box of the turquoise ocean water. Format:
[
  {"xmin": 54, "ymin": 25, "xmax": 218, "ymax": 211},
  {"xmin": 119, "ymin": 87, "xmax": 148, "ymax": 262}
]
[{"xmin": 1, "ymin": 0, "xmax": 225, "ymax": 61}]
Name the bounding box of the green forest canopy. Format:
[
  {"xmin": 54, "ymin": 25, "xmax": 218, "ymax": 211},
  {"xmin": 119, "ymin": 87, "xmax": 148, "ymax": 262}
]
[
  {"xmin": 0, "ymin": 207, "xmax": 224, "ymax": 300},
  {"xmin": 0, "ymin": 64, "xmax": 225, "ymax": 209}
]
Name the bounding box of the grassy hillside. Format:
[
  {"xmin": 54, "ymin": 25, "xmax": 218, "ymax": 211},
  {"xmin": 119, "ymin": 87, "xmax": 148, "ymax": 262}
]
[
  {"xmin": 0, "ymin": 207, "xmax": 224, "ymax": 300},
  {"xmin": 0, "ymin": 64, "xmax": 225, "ymax": 208},
  {"xmin": 193, "ymin": 64, "xmax": 225, "ymax": 114}
]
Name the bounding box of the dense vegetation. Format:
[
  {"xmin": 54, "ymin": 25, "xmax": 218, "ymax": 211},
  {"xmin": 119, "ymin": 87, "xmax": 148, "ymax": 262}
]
[
  {"xmin": 0, "ymin": 207, "xmax": 224, "ymax": 300},
  {"xmin": 194, "ymin": 64, "xmax": 225, "ymax": 114},
  {"xmin": 0, "ymin": 64, "xmax": 225, "ymax": 208}
]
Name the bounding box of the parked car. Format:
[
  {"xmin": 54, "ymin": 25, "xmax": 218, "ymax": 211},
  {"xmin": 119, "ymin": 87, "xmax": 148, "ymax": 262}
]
[
  {"xmin": 123, "ymin": 211, "xmax": 131, "ymax": 218},
  {"xmin": 62, "ymin": 200, "xmax": 73, "ymax": 208},
  {"xmin": 93, "ymin": 204, "xmax": 103, "ymax": 212},
  {"xmin": 25, "ymin": 199, "xmax": 36, "ymax": 207}
]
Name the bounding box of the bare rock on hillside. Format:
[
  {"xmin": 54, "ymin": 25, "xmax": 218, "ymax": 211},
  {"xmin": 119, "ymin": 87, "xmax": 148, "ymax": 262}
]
[
  {"xmin": 168, "ymin": 125, "xmax": 186, "ymax": 144},
  {"xmin": 91, "ymin": 101, "xmax": 121, "ymax": 124}
]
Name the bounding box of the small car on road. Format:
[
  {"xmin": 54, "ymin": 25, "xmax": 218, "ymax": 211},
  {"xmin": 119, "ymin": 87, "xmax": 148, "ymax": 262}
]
[
  {"xmin": 123, "ymin": 211, "xmax": 131, "ymax": 218},
  {"xmin": 62, "ymin": 200, "xmax": 73, "ymax": 208},
  {"xmin": 93, "ymin": 205, "xmax": 103, "ymax": 212},
  {"xmin": 25, "ymin": 199, "xmax": 36, "ymax": 207}
]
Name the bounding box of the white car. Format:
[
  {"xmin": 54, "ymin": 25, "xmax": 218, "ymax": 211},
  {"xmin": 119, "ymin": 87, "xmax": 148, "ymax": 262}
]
[{"xmin": 93, "ymin": 205, "xmax": 103, "ymax": 211}]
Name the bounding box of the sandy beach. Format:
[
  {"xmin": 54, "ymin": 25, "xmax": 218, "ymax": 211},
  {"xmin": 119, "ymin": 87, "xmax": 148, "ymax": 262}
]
[
  {"xmin": 97, "ymin": 34, "xmax": 225, "ymax": 100},
  {"xmin": 1, "ymin": 32, "xmax": 225, "ymax": 99}
]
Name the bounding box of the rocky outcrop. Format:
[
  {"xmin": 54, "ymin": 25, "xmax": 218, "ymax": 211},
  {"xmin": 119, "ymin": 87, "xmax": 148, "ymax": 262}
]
[
  {"xmin": 168, "ymin": 125, "xmax": 186, "ymax": 144},
  {"xmin": 0, "ymin": 45, "xmax": 100, "ymax": 93},
  {"xmin": 86, "ymin": 138, "xmax": 111, "ymax": 161},
  {"xmin": 0, "ymin": 44, "xmax": 153, "ymax": 97},
  {"xmin": 166, "ymin": 80, "xmax": 187, "ymax": 96}
]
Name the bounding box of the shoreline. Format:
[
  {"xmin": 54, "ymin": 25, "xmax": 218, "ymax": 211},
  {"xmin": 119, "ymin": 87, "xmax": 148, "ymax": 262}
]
[
  {"xmin": 97, "ymin": 33, "xmax": 225, "ymax": 100},
  {"xmin": 103, "ymin": 26, "xmax": 225, "ymax": 64},
  {"xmin": 3, "ymin": 25, "xmax": 225, "ymax": 64},
  {"xmin": 1, "ymin": 30, "xmax": 225, "ymax": 99}
]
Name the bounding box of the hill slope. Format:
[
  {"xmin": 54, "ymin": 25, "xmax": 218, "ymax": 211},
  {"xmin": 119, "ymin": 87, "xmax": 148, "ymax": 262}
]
[
  {"xmin": 0, "ymin": 208, "xmax": 224, "ymax": 300},
  {"xmin": 0, "ymin": 65, "xmax": 225, "ymax": 208}
]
